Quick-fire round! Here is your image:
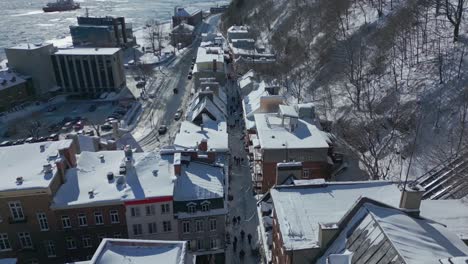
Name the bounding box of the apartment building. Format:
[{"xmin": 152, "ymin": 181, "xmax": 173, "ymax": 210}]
[
  {"xmin": 0, "ymin": 70, "xmax": 33, "ymax": 111},
  {"xmin": 172, "ymin": 7, "xmax": 203, "ymax": 28},
  {"xmin": 171, "ymin": 151, "xmax": 228, "ymax": 263},
  {"xmin": 5, "ymin": 43, "xmax": 57, "ymax": 97},
  {"xmin": 192, "ymin": 47, "xmax": 227, "ymax": 87},
  {"xmin": 51, "ymin": 48, "xmax": 125, "ymax": 97},
  {"xmin": 0, "ymin": 140, "xmax": 77, "ymax": 264},
  {"xmin": 250, "ymin": 104, "xmax": 332, "ymax": 193},
  {"xmin": 171, "ymin": 23, "xmax": 195, "ymax": 48}
]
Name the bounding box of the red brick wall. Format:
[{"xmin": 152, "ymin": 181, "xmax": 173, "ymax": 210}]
[{"xmin": 271, "ymin": 210, "xmax": 290, "ymax": 264}]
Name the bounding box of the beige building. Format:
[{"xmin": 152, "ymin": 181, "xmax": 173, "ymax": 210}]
[
  {"xmin": 5, "ymin": 43, "xmax": 57, "ymax": 97},
  {"xmin": 51, "ymin": 48, "xmax": 126, "ymax": 97}
]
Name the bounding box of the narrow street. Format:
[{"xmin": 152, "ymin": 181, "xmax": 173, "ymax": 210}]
[{"xmin": 225, "ymin": 79, "xmax": 260, "ymax": 264}]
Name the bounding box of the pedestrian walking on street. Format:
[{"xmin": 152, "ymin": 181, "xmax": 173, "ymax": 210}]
[
  {"xmin": 240, "ymin": 230, "xmax": 245, "ymax": 241},
  {"xmin": 237, "ymin": 216, "xmax": 241, "ymax": 223},
  {"xmin": 239, "ymin": 249, "xmax": 245, "ymax": 260},
  {"xmin": 248, "ymin": 233, "xmax": 252, "ymax": 245},
  {"xmin": 233, "ymin": 236, "xmax": 238, "ymax": 252},
  {"xmin": 232, "ymin": 216, "xmax": 237, "ymax": 225}
]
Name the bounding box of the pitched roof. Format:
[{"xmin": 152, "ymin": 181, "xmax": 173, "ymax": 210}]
[
  {"xmin": 174, "ymin": 121, "xmax": 228, "ymax": 152},
  {"xmin": 317, "ymin": 200, "xmax": 468, "ymax": 264},
  {"xmin": 268, "ymin": 181, "xmax": 401, "ymax": 250},
  {"xmin": 0, "ymin": 140, "xmax": 73, "ymax": 192}
]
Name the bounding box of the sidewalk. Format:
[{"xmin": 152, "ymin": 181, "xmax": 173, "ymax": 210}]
[{"xmin": 225, "ymin": 79, "xmax": 261, "ymax": 264}]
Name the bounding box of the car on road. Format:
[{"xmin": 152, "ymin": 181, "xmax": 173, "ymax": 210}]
[
  {"xmin": 173, "ymin": 88, "xmax": 178, "ymax": 94},
  {"xmin": 187, "ymin": 74, "xmax": 192, "ymax": 80},
  {"xmin": 101, "ymin": 124, "xmax": 113, "ymax": 131},
  {"xmin": 158, "ymin": 125, "xmax": 167, "ymax": 135},
  {"xmin": 174, "ymin": 109, "xmax": 183, "ymax": 120},
  {"xmin": 0, "ymin": 141, "xmax": 12, "ymax": 147}
]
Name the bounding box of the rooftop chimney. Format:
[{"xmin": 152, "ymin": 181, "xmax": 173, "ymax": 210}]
[
  {"xmin": 199, "ymin": 139, "xmax": 208, "ymax": 151},
  {"xmin": 399, "ymin": 183, "xmax": 425, "ymax": 216},
  {"xmin": 43, "ymin": 163, "xmax": 53, "ymax": 173},
  {"xmin": 40, "ymin": 144, "xmax": 46, "ymax": 152},
  {"xmin": 174, "ymin": 152, "xmax": 182, "ymax": 176},
  {"xmin": 319, "ymin": 222, "xmax": 339, "ymax": 248},
  {"xmin": 16, "ymin": 176, "xmax": 24, "ymax": 185}
]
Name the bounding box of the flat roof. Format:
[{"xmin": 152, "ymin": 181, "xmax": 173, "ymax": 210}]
[
  {"xmin": 0, "ymin": 70, "xmax": 27, "ymax": 90},
  {"xmin": 269, "ymin": 181, "xmax": 401, "ymax": 250},
  {"xmin": 174, "ymin": 121, "xmax": 228, "ymax": 152},
  {"xmin": 54, "ymin": 47, "xmax": 121, "ymax": 56},
  {"xmin": 52, "ymin": 151, "xmax": 175, "ymax": 208},
  {"xmin": 195, "ymin": 47, "xmax": 224, "ymax": 63},
  {"xmin": 279, "ymin": 104, "xmax": 298, "ymax": 118},
  {"xmin": 89, "ymin": 239, "xmax": 190, "ymax": 264},
  {"xmin": 0, "ymin": 140, "xmax": 73, "ymax": 192},
  {"xmin": 254, "ymin": 113, "xmax": 329, "ymax": 149},
  {"xmin": 7, "ymin": 43, "xmax": 53, "ymax": 50},
  {"xmin": 173, "ymin": 161, "xmax": 224, "ymax": 201},
  {"xmin": 227, "ymin": 25, "xmax": 249, "ymax": 33}
]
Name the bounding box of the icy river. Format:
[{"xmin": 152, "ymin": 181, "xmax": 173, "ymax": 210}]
[{"xmin": 0, "ymin": 0, "xmax": 229, "ymax": 60}]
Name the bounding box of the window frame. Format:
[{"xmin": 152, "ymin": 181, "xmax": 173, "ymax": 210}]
[
  {"xmin": 18, "ymin": 232, "xmax": 33, "ymax": 249},
  {"xmin": 94, "ymin": 212, "xmax": 104, "ymax": 225},
  {"xmin": 183, "ymin": 221, "xmax": 190, "ymax": 234},
  {"xmin": 9, "ymin": 201, "xmax": 24, "ymax": 220},
  {"xmin": 196, "ymin": 220, "xmax": 203, "ymax": 232},
  {"xmin": 131, "ymin": 207, "xmax": 141, "ymax": 217},
  {"xmin": 37, "ymin": 212, "xmax": 49, "ymax": 231},
  {"xmin": 45, "ymin": 240, "xmax": 56, "ymax": 258},
  {"xmin": 163, "ymin": 221, "xmax": 172, "ymax": 232},
  {"xmin": 161, "ymin": 203, "xmax": 170, "ymax": 214},
  {"xmin": 61, "ymin": 215, "xmax": 71, "ymax": 229},
  {"xmin": 78, "ymin": 213, "xmax": 88, "ymax": 227},
  {"xmin": 148, "ymin": 222, "xmax": 157, "ymax": 234},
  {"xmin": 82, "ymin": 236, "xmax": 92, "ymax": 248},
  {"xmin": 132, "ymin": 224, "xmax": 143, "ymax": 236},
  {"xmin": 66, "ymin": 237, "xmax": 77, "ymax": 250},
  {"xmin": 0, "ymin": 233, "xmax": 11, "ymax": 252},
  {"xmin": 209, "ymin": 218, "xmax": 217, "ymax": 231},
  {"xmin": 110, "ymin": 210, "xmax": 120, "ymax": 224}
]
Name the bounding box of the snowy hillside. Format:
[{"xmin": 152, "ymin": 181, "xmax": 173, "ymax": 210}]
[{"xmin": 222, "ymin": 0, "xmax": 468, "ymax": 181}]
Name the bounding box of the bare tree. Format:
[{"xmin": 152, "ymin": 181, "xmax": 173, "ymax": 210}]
[
  {"xmin": 26, "ymin": 121, "xmax": 41, "ymax": 139},
  {"xmin": 444, "ymin": 0, "xmax": 465, "ymax": 42}
]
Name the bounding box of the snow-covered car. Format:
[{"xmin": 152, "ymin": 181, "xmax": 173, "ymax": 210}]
[
  {"xmin": 158, "ymin": 126, "xmax": 167, "ymax": 135},
  {"xmin": 174, "ymin": 109, "xmax": 183, "ymax": 120}
]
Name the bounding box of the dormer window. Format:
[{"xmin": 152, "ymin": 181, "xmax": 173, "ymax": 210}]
[
  {"xmin": 187, "ymin": 202, "xmax": 196, "ymax": 214},
  {"xmin": 201, "ymin": 201, "xmax": 210, "ymax": 212}
]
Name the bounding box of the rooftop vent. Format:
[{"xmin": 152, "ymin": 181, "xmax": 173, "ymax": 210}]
[
  {"xmin": 116, "ymin": 175, "xmax": 125, "ymax": 186},
  {"xmin": 99, "ymin": 154, "xmax": 105, "ymax": 162},
  {"xmin": 107, "ymin": 172, "xmax": 114, "ymax": 181},
  {"xmin": 16, "ymin": 176, "xmax": 23, "ymax": 185},
  {"xmin": 40, "ymin": 144, "xmax": 46, "ymax": 152},
  {"xmin": 43, "ymin": 163, "xmax": 53, "ymax": 173},
  {"xmin": 152, "ymin": 170, "xmax": 158, "ymax": 176},
  {"xmin": 119, "ymin": 167, "xmax": 126, "ymax": 175},
  {"xmin": 88, "ymin": 189, "xmax": 94, "ymax": 198}
]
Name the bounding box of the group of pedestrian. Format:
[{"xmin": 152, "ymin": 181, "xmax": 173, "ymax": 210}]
[
  {"xmin": 232, "ymin": 229, "xmax": 254, "ymax": 259},
  {"xmin": 233, "ymin": 156, "xmax": 243, "ymax": 165}
]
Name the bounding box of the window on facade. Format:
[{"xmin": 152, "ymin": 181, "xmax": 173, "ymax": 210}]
[
  {"xmin": 61, "ymin": 215, "xmax": 71, "ymax": 229},
  {"xmin": 78, "ymin": 214, "xmax": 87, "ymax": 226},
  {"xmin": 18, "ymin": 232, "xmax": 33, "ymax": 249},
  {"xmin": 187, "ymin": 204, "xmax": 196, "ymax": 214},
  {"xmin": 66, "ymin": 238, "xmax": 77, "ymax": 250},
  {"xmin": 45, "ymin": 241, "xmax": 56, "ymax": 257},
  {"xmin": 110, "ymin": 211, "xmax": 119, "ymax": 224},
  {"xmin": 161, "ymin": 203, "xmax": 170, "ymax": 214},
  {"xmin": 210, "ymin": 238, "xmax": 218, "ymax": 249},
  {"xmin": 148, "ymin": 222, "xmax": 157, "ymax": 234},
  {"xmin": 197, "ymin": 239, "xmax": 203, "ymax": 250},
  {"xmin": 145, "ymin": 205, "xmax": 155, "ymax": 216},
  {"xmin": 94, "ymin": 212, "xmax": 104, "ymax": 225},
  {"xmin": 9, "ymin": 201, "xmax": 24, "ymax": 220},
  {"xmin": 0, "ymin": 234, "xmax": 11, "ymax": 251},
  {"xmin": 201, "ymin": 203, "xmax": 210, "ymax": 212},
  {"xmin": 113, "ymin": 233, "xmax": 122, "ymax": 238},
  {"xmin": 210, "ymin": 218, "xmax": 217, "ymax": 231},
  {"xmin": 196, "ymin": 220, "xmax": 203, "ymax": 232},
  {"xmin": 303, "ymin": 169, "xmax": 310, "ymax": 179},
  {"xmin": 82, "ymin": 236, "xmax": 92, "ymax": 248},
  {"xmin": 163, "ymin": 221, "xmax": 172, "ymax": 232},
  {"xmin": 37, "ymin": 212, "xmax": 49, "ymax": 231},
  {"xmin": 183, "ymin": 221, "xmax": 190, "ymax": 234},
  {"xmin": 131, "ymin": 207, "xmax": 141, "ymax": 217},
  {"xmin": 132, "ymin": 224, "xmax": 143, "ymax": 236}
]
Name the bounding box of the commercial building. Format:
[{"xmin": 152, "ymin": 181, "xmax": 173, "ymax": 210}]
[
  {"xmin": 51, "ymin": 48, "xmax": 126, "ymax": 97},
  {"xmin": 0, "ymin": 70, "xmax": 33, "ymax": 111},
  {"xmin": 172, "ymin": 7, "xmax": 203, "ymax": 28},
  {"xmin": 250, "ymin": 104, "xmax": 332, "ymax": 192},
  {"xmin": 171, "ymin": 23, "xmax": 195, "ymax": 48},
  {"xmin": 70, "ymin": 16, "xmax": 135, "ymax": 48},
  {"xmin": 4, "ymin": 43, "xmax": 57, "ymax": 97},
  {"xmin": 0, "ymin": 140, "xmax": 77, "ymax": 264},
  {"xmin": 192, "ymin": 47, "xmax": 227, "ymax": 87},
  {"xmin": 86, "ymin": 238, "xmax": 195, "ymax": 263}
]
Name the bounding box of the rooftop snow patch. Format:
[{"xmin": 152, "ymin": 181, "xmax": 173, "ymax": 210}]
[
  {"xmin": 421, "ymin": 199, "xmax": 468, "ymax": 241},
  {"xmin": 195, "ymin": 46, "xmax": 224, "ymax": 64},
  {"xmin": 52, "ymin": 151, "xmax": 175, "ymax": 208},
  {"xmin": 174, "ymin": 121, "xmax": 228, "ymax": 152},
  {"xmin": 0, "ymin": 140, "xmax": 72, "ymax": 192},
  {"xmin": 54, "ymin": 48, "xmax": 121, "ymax": 56},
  {"xmin": 89, "ymin": 238, "xmax": 190, "ymax": 264},
  {"xmin": 254, "ymin": 113, "xmax": 329, "ymax": 150},
  {"xmin": 0, "ymin": 70, "xmax": 27, "ymax": 90},
  {"xmin": 173, "ymin": 161, "xmax": 224, "ymax": 202},
  {"xmin": 317, "ymin": 202, "xmax": 468, "ymax": 264},
  {"xmin": 270, "ymin": 181, "xmax": 401, "ymax": 250}
]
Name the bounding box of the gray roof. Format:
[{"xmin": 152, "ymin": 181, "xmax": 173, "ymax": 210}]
[{"xmin": 55, "ymin": 47, "xmax": 121, "ymax": 56}]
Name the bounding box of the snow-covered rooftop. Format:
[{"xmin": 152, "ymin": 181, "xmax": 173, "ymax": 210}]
[
  {"xmin": 421, "ymin": 198, "xmax": 468, "ymax": 241},
  {"xmin": 172, "ymin": 23, "xmax": 195, "ymax": 33},
  {"xmin": 238, "ymin": 69, "xmax": 256, "ymax": 91},
  {"xmin": 242, "ymin": 81, "xmax": 282, "ymax": 129},
  {"xmin": 318, "ymin": 202, "xmax": 468, "ymax": 264},
  {"xmin": 279, "ymin": 104, "xmax": 298, "ymax": 118},
  {"xmin": 54, "ymin": 48, "xmax": 121, "ymax": 56},
  {"xmin": 227, "ymin": 25, "xmax": 249, "ymax": 34},
  {"xmin": 7, "ymin": 43, "xmax": 53, "ymax": 50},
  {"xmin": 269, "ymin": 181, "xmax": 401, "ymax": 250},
  {"xmin": 0, "ymin": 70, "xmax": 27, "ymax": 90},
  {"xmin": 89, "ymin": 239, "xmax": 191, "ymax": 264},
  {"xmin": 254, "ymin": 112, "xmax": 329, "ymax": 149},
  {"xmin": 195, "ymin": 46, "xmax": 224, "ymax": 64},
  {"xmin": 186, "ymin": 94, "xmax": 227, "ymax": 124},
  {"xmin": 173, "ymin": 161, "xmax": 224, "ymax": 202},
  {"xmin": 174, "ymin": 121, "xmax": 228, "ymax": 152},
  {"xmin": 52, "ymin": 151, "xmax": 175, "ymax": 208},
  {"xmin": 0, "ymin": 140, "xmax": 73, "ymax": 192}
]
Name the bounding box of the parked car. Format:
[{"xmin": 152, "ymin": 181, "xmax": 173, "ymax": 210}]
[
  {"xmin": 174, "ymin": 109, "xmax": 183, "ymax": 120},
  {"xmin": 48, "ymin": 133, "xmax": 59, "ymax": 141},
  {"xmin": 187, "ymin": 74, "xmax": 192, "ymax": 80},
  {"xmin": 101, "ymin": 124, "xmax": 113, "ymax": 131},
  {"xmin": 0, "ymin": 141, "xmax": 12, "ymax": 147},
  {"xmin": 158, "ymin": 125, "xmax": 167, "ymax": 135},
  {"xmin": 25, "ymin": 137, "xmax": 36, "ymax": 143},
  {"xmin": 37, "ymin": 136, "xmax": 48, "ymax": 142}
]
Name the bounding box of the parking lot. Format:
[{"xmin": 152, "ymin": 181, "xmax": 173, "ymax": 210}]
[{"xmin": 0, "ymin": 100, "xmax": 133, "ymax": 146}]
